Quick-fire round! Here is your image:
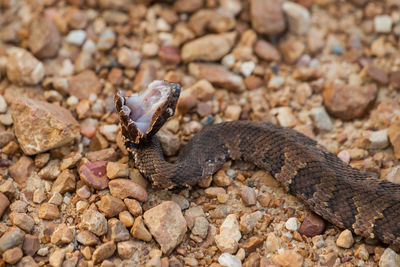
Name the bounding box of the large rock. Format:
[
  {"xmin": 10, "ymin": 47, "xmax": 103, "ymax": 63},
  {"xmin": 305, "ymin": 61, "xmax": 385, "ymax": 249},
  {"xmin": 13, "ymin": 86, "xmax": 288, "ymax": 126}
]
[
  {"xmin": 11, "ymin": 97, "xmax": 80, "ymax": 155},
  {"xmin": 323, "ymin": 84, "xmax": 377, "ymax": 120},
  {"xmin": 250, "ymin": 0, "xmax": 285, "ymax": 35},
  {"xmin": 143, "ymin": 201, "xmax": 187, "ymax": 254}
]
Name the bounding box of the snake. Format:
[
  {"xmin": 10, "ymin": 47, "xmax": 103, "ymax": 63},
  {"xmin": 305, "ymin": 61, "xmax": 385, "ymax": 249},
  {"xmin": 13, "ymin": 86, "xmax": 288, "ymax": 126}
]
[{"xmin": 115, "ymin": 80, "xmax": 400, "ymax": 250}]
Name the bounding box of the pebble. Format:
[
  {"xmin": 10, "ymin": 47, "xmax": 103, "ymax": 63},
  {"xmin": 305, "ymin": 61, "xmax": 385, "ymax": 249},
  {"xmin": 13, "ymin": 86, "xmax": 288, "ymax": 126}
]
[
  {"xmin": 273, "ymin": 249, "xmax": 303, "ymax": 267},
  {"xmin": 132, "ymin": 63, "xmax": 157, "ymax": 91},
  {"xmin": 124, "ymin": 198, "xmax": 143, "ymax": 217},
  {"xmin": 239, "ymin": 211, "xmax": 261, "ymax": 234},
  {"xmin": 285, "ymin": 217, "xmax": 300, "ymax": 231},
  {"xmin": 336, "ymin": 229, "xmax": 354, "ymax": 248},
  {"xmin": 364, "ymin": 129, "xmax": 389, "ymax": 149},
  {"xmin": 51, "ymin": 223, "xmax": 73, "ymax": 246},
  {"xmin": 117, "ymin": 47, "xmax": 142, "ymax": 69},
  {"xmin": 323, "ymin": 84, "xmax": 377, "ymax": 120},
  {"xmin": 92, "ymin": 241, "xmax": 116, "ymax": 264},
  {"xmin": 81, "ymin": 209, "xmax": 108, "ymax": 236},
  {"xmin": 106, "ymin": 162, "xmax": 129, "ymax": 179},
  {"xmin": 374, "ymin": 15, "xmax": 392, "ymax": 33},
  {"xmin": 189, "ymin": 63, "xmax": 245, "ymax": 93},
  {"xmin": 6, "ymin": 48, "xmax": 45, "ymax": 85},
  {"xmin": 28, "ymin": 17, "xmax": 61, "ymax": 58},
  {"xmin": 177, "ymin": 88, "xmax": 197, "ymax": 114},
  {"xmin": 38, "ymin": 159, "xmax": 61, "ymax": 180},
  {"xmin": 79, "ymin": 161, "xmax": 109, "ymax": 190},
  {"xmin": 239, "ymin": 186, "xmax": 257, "ymax": 206},
  {"xmin": 254, "ymin": 40, "xmax": 281, "ymax": 62},
  {"xmin": 218, "ymin": 253, "xmax": 242, "ymax": 267},
  {"xmin": 173, "ymin": 0, "xmax": 203, "ymax": 13},
  {"xmin": 0, "ymin": 95, "xmax": 7, "ymax": 113},
  {"xmin": 38, "ymin": 203, "xmax": 60, "ymax": 220},
  {"xmin": 225, "ymin": 105, "xmax": 242, "ymax": 121},
  {"xmin": 192, "ymin": 79, "xmax": 215, "ymax": 101},
  {"xmin": 355, "ymin": 244, "xmax": 369, "ymax": 260},
  {"xmin": 158, "ymin": 45, "xmax": 181, "ymax": 69},
  {"xmin": 117, "ymin": 240, "xmax": 141, "ymax": 259},
  {"xmin": 143, "ymin": 201, "xmax": 187, "ymax": 254},
  {"xmin": 191, "ymin": 216, "xmax": 209, "ymax": 240},
  {"xmin": 379, "ymin": 248, "xmax": 399, "ymax": 267},
  {"xmin": 68, "ymin": 70, "xmax": 102, "ymax": 99},
  {"xmin": 107, "ymin": 218, "xmax": 130, "ymax": 242},
  {"xmin": 312, "ymin": 235, "xmax": 325, "ymax": 249},
  {"xmin": 66, "ymin": 30, "xmax": 87, "ymax": 46},
  {"xmin": 337, "ymin": 150, "xmax": 351, "ymax": 164},
  {"xmin": 8, "ymin": 156, "xmax": 34, "ymax": 184},
  {"xmin": 52, "ymin": 169, "xmax": 76, "ymax": 194},
  {"xmin": 282, "ymin": 1, "xmax": 311, "ymax": 35},
  {"xmin": 60, "ymin": 152, "xmax": 82, "ymax": 170},
  {"xmin": 279, "ymin": 39, "xmax": 305, "ymax": 64},
  {"xmin": 76, "ymin": 230, "xmax": 99, "ymax": 246},
  {"xmin": 240, "ymin": 61, "xmax": 255, "ymax": 77},
  {"xmin": 276, "ymin": 107, "xmax": 297, "ymax": 128},
  {"xmin": 250, "ymin": 0, "xmax": 285, "ymax": 34},
  {"xmin": 299, "ymin": 213, "xmax": 325, "ymax": 237},
  {"xmin": 97, "ymin": 28, "xmax": 116, "ymax": 50},
  {"xmin": 97, "ymin": 195, "xmax": 126, "ymax": 217},
  {"xmin": 367, "ymin": 64, "xmax": 389, "ymax": 85},
  {"xmin": 131, "ymin": 216, "xmax": 152, "ymax": 242},
  {"xmin": 119, "ymin": 210, "xmax": 134, "ymax": 227},
  {"xmin": 9, "ymin": 212, "xmax": 35, "ymax": 232},
  {"xmin": 2, "ymin": 247, "xmax": 23, "ymax": 264},
  {"xmin": 0, "ymin": 227, "xmax": 25, "ymax": 253},
  {"xmin": 268, "ymin": 76, "xmax": 285, "ymax": 89},
  {"xmin": 310, "ymin": 107, "xmax": 333, "ymax": 132},
  {"xmin": 182, "ymin": 32, "xmax": 236, "ymax": 62},
  {"xmin": 215, "ymin": 214, "xmax": 241, "ymax": 253},
  {"xmin": 11, "ymin": 97, "xmax": 80, "ymax": 155},
  {"xmin": 156, "ymin": 129, "xmax": 181, "ymax": 156},
  {"xmin": 184, "ymin": 206, "xmax": 205, "ymax": 229},
  {"xmin": 22, "ymin": 234, "xmax": 39, "ymax": 256},
  {"xmin": 109, "ymin": 179, "xmax": 148, "ymax": 202},
  {"xmin": 388, "ymin": 121, "xmax": 400, "ymax": 159}
]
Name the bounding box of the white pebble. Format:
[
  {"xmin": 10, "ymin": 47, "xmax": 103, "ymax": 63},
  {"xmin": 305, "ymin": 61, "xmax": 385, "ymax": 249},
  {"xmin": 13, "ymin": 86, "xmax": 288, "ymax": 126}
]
[
  {"xmin": 37, "ymin": 247, "xmax": 49, "ymax": 256},
  {"xmin": 268, "ymin": 76, "xmax": 285, "ymax": 89},
  {"xmin": 218, "ymin": 253, "xmax": 242, "ymax": 267},
  {"xmin": 82, "ymin": 39, "xmax": 97, "ymax": 54},
  {"xmin": 240, "ymin": 61, "xmax": 255, "ymax": 77},
  {"xmin": 66, "ymin": 96, "xmax": 79, "ymax": 106},
  {"xmin": 374, "ymin": 15, "xmax": 392, "ymax": 33},
  {"xmin": 222, "ymin": 53, "xmax": 235, "ymax": 68},
  {"xmin": 0, "ymin": 95, "xmax": 7, "ymax": 113},
  {"xmin": 66, "ymin": 30, "xmax": 87, "ymax": 46},
  {"xmin": 285, "ymin": 217, "xmax": 300, "ymax": 231}
]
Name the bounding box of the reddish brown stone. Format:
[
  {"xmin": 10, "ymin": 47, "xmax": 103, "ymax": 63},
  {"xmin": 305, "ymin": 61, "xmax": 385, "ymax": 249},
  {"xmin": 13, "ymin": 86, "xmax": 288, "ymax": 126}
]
[
  {"xmin": 244, "ymin": 75, "xmax": 264, "ymax": 90},
  {"xmin": 323, "ymin": 84, "xmax": 377, "ymax": 120},
  {"xmin": 158, "ymin": 46, "xmax": 181, "ymax": 69},
  {"xmin": 78, "ymin": 161, "xmax": 109, "ymax": 190},
  {"xmin": 239, "ymin": 236, "xmax": 264, "ymax": 253},
  {"xmin": 8, "ymin": 156, "xmax": 34, "ymax": 184},
  {"xmin": 108, "ymin": 179, "xmax": 147, "ymax": 202},
  {"xmin": 367, "ymin": 64, "xmax": 388, "ymax": 85},
  {"xmin": 28, "ymin": 17, "xmax": 61, "ymax": 59},
  {"xmin": 298, "ymin": 213, "xmax": 325, "ymax": 237},
  {"xmin": 68, "ymin": 70, "xmax": 102, "ymax": 100},
  {"xmin": 0, "ymin": 193, "xmax": 10, "ymax": 218},
  {"xmin": 22, "ymin": 234, "xmax": 39, "ymax": 256},
  {"xmin": 254, "ymin": 40, "xmax": 281, "ymax": 62},
  {"xmin": 250, "ymin": 0, "xmax": 285, "ymax": 34}
]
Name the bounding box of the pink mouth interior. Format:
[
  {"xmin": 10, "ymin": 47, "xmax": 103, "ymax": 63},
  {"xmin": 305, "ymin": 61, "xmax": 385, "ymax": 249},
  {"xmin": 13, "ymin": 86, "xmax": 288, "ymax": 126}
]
[{"xmin": 123, "ymin": 80, "xmax": 169, "ymax": 133}]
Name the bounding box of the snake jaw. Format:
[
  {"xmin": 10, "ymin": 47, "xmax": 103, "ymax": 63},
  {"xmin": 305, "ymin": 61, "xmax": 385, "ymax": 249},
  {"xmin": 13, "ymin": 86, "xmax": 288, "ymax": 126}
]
[{"xmin": 115, "ymin": 80, "xmax": 181, "ymax": 144}]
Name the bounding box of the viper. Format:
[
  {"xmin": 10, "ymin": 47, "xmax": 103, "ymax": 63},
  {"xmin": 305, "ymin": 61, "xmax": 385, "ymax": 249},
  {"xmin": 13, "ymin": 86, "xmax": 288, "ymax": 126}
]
[{"xmin": 115, "ymin": 80, "xmax": 400, "ymax": 250}]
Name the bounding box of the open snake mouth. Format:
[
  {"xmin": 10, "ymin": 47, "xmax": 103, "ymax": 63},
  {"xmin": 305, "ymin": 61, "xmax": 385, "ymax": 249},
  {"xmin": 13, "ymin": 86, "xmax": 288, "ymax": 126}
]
[{"xmin": 115, "ymin": 80, "xmax": 181, "ymax": 144}]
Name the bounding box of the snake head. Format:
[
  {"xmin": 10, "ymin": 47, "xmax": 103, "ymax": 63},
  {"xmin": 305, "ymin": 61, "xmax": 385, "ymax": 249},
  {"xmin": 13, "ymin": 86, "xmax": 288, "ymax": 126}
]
[{"xmin": 115, "ymin": 80, "xmax": 181, "ymax": 144}]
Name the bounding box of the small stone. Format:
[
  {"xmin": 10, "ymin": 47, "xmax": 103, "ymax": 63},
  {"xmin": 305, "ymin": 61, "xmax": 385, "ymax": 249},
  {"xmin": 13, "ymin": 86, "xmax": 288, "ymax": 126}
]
[
  {"xmin": 240, "ymin": 236, "xmax": 263, "ymax": 254},
  {"xmin": 298, "ymin": 213, "xmax": 325, "ymax": 237},
  {"xmin": 363, "ymin": 130, "xmax": 389, "ymax": 149},
  {"xmin": 117, "ymin": 240, "xmax": 142, "ymax": 259},
  {"xmin": 117, "ymin": 47, "xmax": 142, "ymax": 69},
  {"xmin": 282, "ymin": 1, "xmax": 310, "ymax": 35},
  {"xmin": 28, "ymin": 17, "xmax": 61, "ymax": 58},
  {"xmin": 205, "ymin": 187, "xmax": 226, "ymax": 197},
  {"xmin": 336, "ymin": 229, "xmax": 354, "ymax": 248},
  {"xmin": 143, "ymin": 201, "xmax": 187, "ymax": 254},
  {"xmin": 0, "ymin": 227, "xmax": 25, "ymax": 253},
  {"xmin": 68, "ymin": 70, "xmax": 102, "ymax": 100},
  {"xmin": 265, "ymin": 233, "xmax": 280, "ymax": 252},
  {"xmin": 191, "ymin": 217, "xmax": 209, "ymax": 240},
  {"xmin": 131, "ymin": 216, "xmax": 152, "ymax": 242},
  {"xmin": 66, "ymin": 30, "xmax": 87, "ymax": 45},
  {"xmin": 239, "ymin": 211, "xmax": 262, "ymax": 234},
  {"xmin": 225, "ymin": 105, "xmax": 242, "ymax": 121},
  {"xmin": 51, "ymin": 223, "xmax": 73, "ymax": 246},
  {"xmin": 218, "ymin": 253, "xmax": 242, "ymax": 267},
  {"xmin": 273, "ymin": 250, "xmax": 303, "ymax": 267},
  {"xmin": 132, "ymin": 64, "xmax": 157, "ymax": 91},
  {"xmin": 390, "ymin": 71, "xmax": 400, "ymax": 89},
  {"xmin": 310, "ymin": 107, "xmax": 333, "ymax": 132},
  {"xmin": 268, "ymin": 76, "xmax": 285, "ymax": 89},
  {"xmin": 76, "ymin": 230, "xmax": 99, "ymax": 246},
  {"xmin": 96, "ymin": 195, "xmax": 126, "ymax": 218},
  {"xmin": 213, "ymin": 170, "xmax": 232, "ymax": 187},
  {"xmin": 97, "ymin": 28, "xmax": 116, "ymax": 51},
  {"xmin": 379, "ymin": 248, "xmax": 399, "ymax": 267},
  {"xmin": 355, "ymin": 244, "xmax": 369, "ymax": 260},
  {"xmin": 215, "ymin": 214, "xmax": 241, "ymax": 253},
  {"xmin": 374, "ymin": 15, "xmax": 392, "ymax": 33},
  {"xmin": 78, "ymin": 161, "xmax": 109, "ymax": 190},
  {"xmin": 276, "ymin": 107, "xmax": 297, "ymax": 128},
  {"xmin": 109, "ymin": 179, "xmax": 147, "ymax": 202},
  {"xmin": 51, "ymin": 169, "xmax": 76, "ymax": 194},
  {"xmin": 2, "ymin": 247, "xmax": 23, "ymax": 264},
  {"xmin": 0, "ymin": 193, "xmax": 10, "ymax": 218},
  {"xmin": 106, "ymin": 162, "xmax": 129, "ymax": 179},
  {"xmin": 9, "ymin": 212, "xmax": 35, "ymax": 232},
  {"xmin": 244, "ymin": 75, "xmax": 263, "ymax": 90},
  {"xmin": 156, "ymin": 129, "xmax": 181, "ymax": 156},
  {"xmin": 17, "ymin": 256, "xmax": 39, "ymax": 267},
  {"xmin": 367, "ymin": 64, "xmax": 389, "ymax": 85},
  {"xmin": 38, "ymin": 203, "xmax": 60, "ymax": 220},
  {"xmin": 48, "ymin": 192, "xmax": 63, "ymax": 206},
  {"xmin": 87, "ymin": 148, "xmax": 117, "ymax": 162},
  {"xmin": 279, "ymin": 38, "xmax": 305, "ymax": 64},
  {"xmin": 255, "ymin": 40, "xmax": 281, "ymax": 62},
  {"xmin": 158, "ymin": 46, "xmax": 181, "ymax": 69},
  {"xmin": 0, "ymin": 131, "xmax": 15, "ymax": 148},
  {"xmin": 0, "ymin": 112, "xmax": 13, "ymax": 125},
  {"xmin": 22, "ymin": 234, "xmax": 39, "ymax": 256},
  {"xmin": 92, "ymin": 241, "xmax": 116, "ymax": 264},
  {"xmin": 323, "ymin": 84, "xmax": 377, "ymax": 120},
  {"xmin": 285, "ymin": 217, "xmax": 300, "ymax": 231},
  {"xmin": 250, "ymin": 0, "xmax": 285, "ymax": 34},
  {"xmin": 107, "ymin": 218, "xmax": 130, "ymax": 242},
  {"xmin": 182, "ymin": 32, "xmax": 236, "ymax": 62},
  {"xmin": 6, "ymin": 48, "xmax": 45, "ymax": 85},
  {"xmin": 81, "ymin": 209, "xmax": 108, "ymax": 236},
  {"xmin": 173, "ymin": 0, "xmax": 203, "ymax": 13},
  {"xmin": 124, "ymin": 198, "xmax": 143, "ymax": 217},
  {"xmin": 189, "ymin": 63, "xmax": 245, "ymax": 93},
  {"xmin": 184, "ymin": 206, "xmax": 205, "ymax": 229},
  {"xmin": 191, "ymin": 79, "xmax": 215, "ymax": 101},
  {"xmin": 38, "ymin": 159, "xmax": 61, "ymax": 180},
  {"xmin": 388, "ymin": 121, "xmax": 400, "ymax": 159},
  {"xmin": 177, "ymin": 88, "xmax": 197, "ymax": 114},
  {"xmin": 239, "ymin": 186, "xmax": 257, "ymax": 206},
  {"xmin": 119, "ymin": 211, "xmax": 134, "ymax": 227},
  {"xmin": 11, "ymin": 97, "xmax": 80, "ymax": 155},
  {"xmin": 0, "ymin": 95, "xmax": 8, "ymax": 113},
  {"xmin": 49, "ymin": 248, "xmax": 65, "ymax": 267}
]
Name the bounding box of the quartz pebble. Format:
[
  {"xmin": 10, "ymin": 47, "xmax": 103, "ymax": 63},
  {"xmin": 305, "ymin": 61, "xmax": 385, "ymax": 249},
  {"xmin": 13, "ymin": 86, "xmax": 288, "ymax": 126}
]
[
  {"xmin": 66, "ymin": 30, "xmax": 87, "ymax": 45},
  {"xmin": 310, "ymin": 107, "xmax": 333, "ymax": 132},
  {"xmin": 6, "ymin": 48, "xmax": 45, "ymax": 85},
  {"xmin": 218, "ymin": 253, "xmax": 242, "ymax": 267},
  {"xmin": 215, "ymin": 214, "xmax": 241, "ymax": 253},
  {"xmin": 379, "ymin": 248, "xmax": 400, "ymax": 267},
  {"xmin": 143, "ymin": 201, "xmax": 187, "ymax": 254},
  {"xmin": 282, "ymin": 1, "xmax": 311, "ymax": 35},
  {"xmin": 285, "ymin": 217, "xmax": 300, "ymax": 231},
  {"xmin": 374, "ymin": 15, "xmax": 392, "ymax": 33},
  {"xmin": 97, "ymin": 28, "xmax": 116, "ymax": 50},
  {"xmin": 109, "ymin": 179, "xmax": 148, "ymax": 202},
  {"xmin": 79, "ymin": 161, "xmax": 109, "ymax": 190},
  {"xmin": 273, "ymin": 249, "xmax": 303, "ymax": 267},
  {"xmin": 81, "ymin": 209, "xmax": 108, "ymax": 236},
  {"xmin": 336, "ymin": 229, "xmax": 354, "ymax": 248},
  {"xmin": 117, "ymin": 47, "xmax": 142, "ymax": 69}
]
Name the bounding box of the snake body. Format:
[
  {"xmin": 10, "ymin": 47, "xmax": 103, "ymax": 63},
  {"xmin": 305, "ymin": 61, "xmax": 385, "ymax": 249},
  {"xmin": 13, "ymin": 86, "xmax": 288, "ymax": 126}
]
[{"xmin": 116, "ymin": 81, "xmax": 400, "ymax": 250}]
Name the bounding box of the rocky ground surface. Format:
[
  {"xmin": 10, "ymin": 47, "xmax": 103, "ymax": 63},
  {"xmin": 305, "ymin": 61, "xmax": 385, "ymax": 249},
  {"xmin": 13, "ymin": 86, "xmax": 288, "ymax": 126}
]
[{"xmin": 1, "ymin": 0, "xmax": 400, "ymax": 266}]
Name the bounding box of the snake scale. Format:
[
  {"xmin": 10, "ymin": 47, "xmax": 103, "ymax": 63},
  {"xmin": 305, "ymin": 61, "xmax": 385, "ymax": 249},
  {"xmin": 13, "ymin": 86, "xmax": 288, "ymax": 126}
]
[{"xmin": 115, "ymin": 80, "xmax": 400, "ymax": 250}]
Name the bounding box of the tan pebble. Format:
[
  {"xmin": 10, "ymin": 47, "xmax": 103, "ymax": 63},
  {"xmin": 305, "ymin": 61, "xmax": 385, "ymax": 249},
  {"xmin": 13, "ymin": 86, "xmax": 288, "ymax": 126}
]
[
  {"xmin": 225, "ymin": 105, "xmax": 242, "ymax": 121},
  {"xmin": 2, "ymin": 247, "xmax": 23, "ymax": 264},
  {"xmin": 217, "ymin": 193, "xmax": 229, "ymax": 203},
  {"xmin": 106, "ymin": 162, "xmax": 129, "ymax": 179},
  {"xmin": 191, "ymin": 79, "xmax": 215, "ymax": 101},
  {"xmin": 265, "ymin": 232, "xmax": 280, "ymax": 253},
  {"xmin": 131, "ymin": 216, "xmax": 153, "ymax": 242},
  {"xmin": 124, "ymin": 198, "xmax": 143, "ymax": 216},
  {"xmin": 388, "ymin": 121, "xmax": 400, "ymax": 159},
  {"xmin": 239, "ymin": 186, "xmax": 257, "ymax": 206},
  {"xmin": 250, "ymin": 0, "xmax": 285, "ymax": 35},
  {"xmin": 117, "ymin": 47, "xmax": 142, "ymax": 69},
  {"xmin": 96, "ymin": 194, "xmax": 126, "ymax": 218},
  {"xmin": 213, "ymin": 170, "xmax": 232, "ymax": 187},
  {"xmin": 279, "ymin": 38, "xmax": 305, "ymax": 64},
  {"xmin": 9, "ymin": 212, "xmax": 34, "ymax": 232},
  {"xmin": 119, "ymin": 211, "xmax": 134, "ymax": 227},
  {"xmin": 76, "ymin": 230, "xmax": 99, "ymax": 246},
  {"xmin": 51, "ymin": 223, "xmax": 73, "ymax": 246},
  {"xmin": 107, "ymin": 218, "xmax": 130, "ymax": 242},
  {"xmin": 68, "ymin": 70, "xmax": 101, "ymax": 100},
  {"xmin": 0, "ymin": 193, "xmax": 10, "ymax": 218},
  {"xmin": 8, "ymin": 156, "xmax": 34, "ymax": 184},
  {"xmin": 22, "ymin": 234, "xmax": 39, "ymax": 256},
  {"xmin": 204, "ymin": 187, "xmax": 226, "ymax": 197},
  {"xmin": 355, "ymin": 244, "xmax": 369, "ymax": 260},
  {"xmin": 109, "ymin": 179, "xmax": 148, "ymax": 202},
  {"xmin": 92, "ymin": 241, "xmax": 116, "ymax": 264},
  {"xmin": 38, "ymin": 203, "xmax": 60, "ymax": 220},
  {"xmin": 81, "ymin": 209, "xmax": 107, "ymax": 236},
  {"xmin": 49, "ymin": 248, "xmax": 65, "ymax": 267},
  {"xmin": 6, "ymin": 48, "xmax": 45, "ymax": 85},
  {"xmin": 240, "ymin": 236, "xmax": 263, "ymax": 254},
  {"xmin": 336, "ymin": 229, "xmax": 354, "ymax": 249},
  {"xmin": 51, "ymin": 169, "xmax": 76, "ymax": 194}
]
